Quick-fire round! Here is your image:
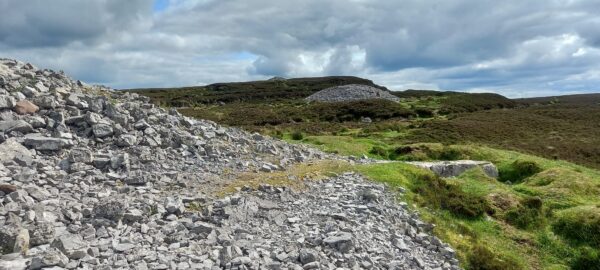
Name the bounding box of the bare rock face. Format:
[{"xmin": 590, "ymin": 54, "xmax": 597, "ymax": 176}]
[
  {"xmin": 306, "ymin": 84, "xmax": 400, "ymax": 103},
  {"xmin": 406, "ymin": 160, "xmax": 499, "ymax": 178}
]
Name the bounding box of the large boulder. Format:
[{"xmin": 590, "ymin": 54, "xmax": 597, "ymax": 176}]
[{"xmin": 406, "ymin": 160, "xmax": 499, "ymax": 178}]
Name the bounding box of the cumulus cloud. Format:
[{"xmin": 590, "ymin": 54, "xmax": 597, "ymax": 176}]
[{"xmin": 1, "ymin": 0, "xmax": 600, "ymax": 97}]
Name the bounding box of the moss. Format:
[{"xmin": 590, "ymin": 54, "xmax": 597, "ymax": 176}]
[{"xmin": 552, "ymin": 205, "xmax": 600, "ymax": 247}]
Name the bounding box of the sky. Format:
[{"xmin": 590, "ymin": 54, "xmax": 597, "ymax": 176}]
[{"xmin": 1, "ymin": 0, "xmax": 600, "ymax": 97}]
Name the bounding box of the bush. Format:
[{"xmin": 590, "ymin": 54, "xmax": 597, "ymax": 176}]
[
  {"xmin": 439, "ymin": 147, "xmax": 464, "ymax": 160},
  {"xmin": 414, "ymin": 175, "xmax": 491, "ymax": 218},
  {"xmin": 498, "ymin": 160, "xmax": 543, "ymax": 183},
  {"xmin": 291, "ymin": 131, "xmax": 304, "ymax": 140},
  {"xmin": 572, "ymin": 247, "xmax": 600, "ymax": 270},
  {"xmin": 369, "ymin": 146, "xmax": 388, "ymax": 157},
  {"xmin": 503, "ymin": 196, "xmax": 545, "ymax": 229},
  {"xmin": 415, "ymin": 107, "xmax": 434, "ymax": 118},
  {"xmin": 468, "ymin": 244, "xmax": 524, "ymax": 270},
  {"xmin": 553, "ymin": 205, "xmax": 600, "ymax": 246}
]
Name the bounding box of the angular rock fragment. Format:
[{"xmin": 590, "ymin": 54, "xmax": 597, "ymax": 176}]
[
  {"xmin": 23, "ymin": 134, "xmax": 73, "ymax": 151},
  {"xmin": 13, "ymin": 100, "xmax": 39, "ymax": 115}
]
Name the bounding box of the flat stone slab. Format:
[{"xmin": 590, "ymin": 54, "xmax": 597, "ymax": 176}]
[{"xmin": 406, "ymin": 160, "xmax": 499, "ymax": 178}]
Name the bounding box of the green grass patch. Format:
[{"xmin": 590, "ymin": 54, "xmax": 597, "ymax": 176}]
[{"xmin": 552, "ymin": 205, "xmax": 600, "ymax": 247}]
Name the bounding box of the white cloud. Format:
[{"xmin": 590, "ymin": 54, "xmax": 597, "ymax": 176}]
[{"xmin": 1, "ymin": 0, "xmax": 600, "ymax": 96}]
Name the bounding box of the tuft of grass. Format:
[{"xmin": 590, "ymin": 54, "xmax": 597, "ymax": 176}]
[
  {"xmin": 503, "ymin": 196, "xmax": 546, "ymax": 230},
  {"xmin": 571, "ymin": 247, "xmax": 600, "ymax": 270},
  {"xmin": 498, "ymin": 160, "xmax": 543, "ymax": 183},
  {"xmin": 468, "ymin": 243, "xmax": 525, "ymax": 270},
  {"xmin": 552, "ymin": 205, "xmax": 600, "ymax": 247}
]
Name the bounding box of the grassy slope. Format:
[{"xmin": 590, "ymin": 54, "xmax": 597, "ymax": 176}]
[{"xmin": 284, "ymin": 136, "xmax": 600, "ymax": 270}]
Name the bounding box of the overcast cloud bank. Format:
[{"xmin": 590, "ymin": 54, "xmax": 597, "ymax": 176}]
[{"xmin": 2, "ymin": 0, "xmax": 600, "ymax": 97}]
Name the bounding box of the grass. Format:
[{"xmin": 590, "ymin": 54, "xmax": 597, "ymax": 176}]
[{"xmin": 281, "ymin": 133, "xmax": 600, "ymax": 269}]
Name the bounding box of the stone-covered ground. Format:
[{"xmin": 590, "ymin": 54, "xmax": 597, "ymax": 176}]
[{"xmin": 0, "ymin": 58, "xmax": 459, "ymax": 269}]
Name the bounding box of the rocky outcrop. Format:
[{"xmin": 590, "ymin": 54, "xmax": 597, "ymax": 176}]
[
  {"xmin": 306, "ymin": 84, "xmax": 400, "ymax": 103},
  {"xmin": 0, "ymin": 58, "xmax": 459, "ymax": 269},
  {"xmin": 407, "ymin": 160, "xmax": 499, "ymax": 178}
]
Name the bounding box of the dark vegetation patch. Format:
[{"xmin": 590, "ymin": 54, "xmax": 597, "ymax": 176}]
[
  {"xmin": 438, "ymin": 93, "xmax": 516, "ymax": 114},
  {"xmin": 179, "ymin": 99, "xmax": 416, "ymax": 127},
  {"xmin": 126, "ymin": 76, "xmax": 386, "ymax": 106},
  {"xmin": 408, "ymin": 104, "xmax": 600, "ymax": 169},
  {"xmin": 572, "ymin": 247, "xmax": 600, "ymax": 270},
  {"xmin": 498, "ymin": 160, "xmax": 543, "ymax": 183},
  {"xmin": 503, "ymin": 196, "xmax": 545, "ymax": 230},
  {"xmin": 552, "ymin": 205, "xmax": 600, "ymax": 247},
  {"xmin": 468, "ymin": 244, "xmax": 524, "ymax": 270},
  {"xmin": 413, "ymin": 174, "xmax": 491, "ymax": 218}
]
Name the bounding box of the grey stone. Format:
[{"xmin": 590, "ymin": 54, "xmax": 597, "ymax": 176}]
[
  {"xmin": 0, "ymin": 120, "xmax": 33, "ymax": 133},
  {"xmin": 164, "ymin": 197, "xmax": 185, "ymax": 215},
  {"xmin": 28, "ymin": 222, "xmax": 55, "ymax": 246},
  {"xmin": 406, "ymin": 160, "xmax": 499, "ymax": 178},
  {"xmin": 92, "ymin": 123, "xmax": 113, "ymax": 138},
  {"xmin": 0, "ymin": 95, "xmax": 16, "ymax": 109},
  {"xmin": 51, "ymin": 234, "xmax": 88, "ymax": 259},
  {"xmin": 298, "ymin": 249, "xmax": 318, "ymax": 264},
  {"xmin": 323, "ymin": 232, "xmax": 354, "ymax": 253},
  {"xmin": 23, "ymin": 134, "xmax": 73, "ymax": 151},
  {"xmin": 0, "ymin": 138, "xmax": 32, "ymax": 165}
]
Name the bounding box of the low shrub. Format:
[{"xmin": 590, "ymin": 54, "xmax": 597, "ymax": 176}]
[
  {"xmin": 503, "ymin": 196, "xmax": 545, "ymax": 229},
  {"xmin": 572, "ymin": 247, "xmax": 600, "ymax": 270},
  {"xmin": 291, "ymin": 131, "xmax": 304, "ymax": 140},
  {"xmin": 369, "ymin": 146, "xmax": 388, "ymax": 157},
  {"xmin": 553, "ymin": 205, "xmax": 600, "ymax": 246},
  {"xmin": 415, "ymin": 107, "xmax": 434, "ymax": 118},
  {"xmin": 498, "ymin": 160, "xmax": 543, "ymax": 183},
  {"xmin": 468, "ymin": 244, "xmax": 524, "ymax": 270},
  {"xmin": 439, "ymin": 147, "xmax": 464, "ymax": 160},
  {"xmin": 414, "ymin": 175, "xmax": 491, "ymax": 218}
]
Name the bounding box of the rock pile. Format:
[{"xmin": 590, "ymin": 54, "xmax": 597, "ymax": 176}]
[
  {"xmin": 305, "ymin": 84, "xmax": 400, "ymax": 103},
  {"xmin": 0, "ymin": 58, "xmax": 459, "ymax": 269}
]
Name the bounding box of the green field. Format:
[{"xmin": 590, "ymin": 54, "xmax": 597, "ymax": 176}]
[{"xmin": 129, "ymin": 77, "xmax": 600, "ymax": 269}]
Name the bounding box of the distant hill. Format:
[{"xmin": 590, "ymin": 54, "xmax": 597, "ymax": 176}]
[
  {"xmin": 125, "ymin": 76, "xmax": 388, "ymax": 106},
  {"xmin": 516, "ymin": 93, "xmax": 600, "ymax": 106}
]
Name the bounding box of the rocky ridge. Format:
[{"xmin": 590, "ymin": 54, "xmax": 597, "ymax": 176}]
[
  {"xmin": 305, "ymin": 85, "xmax": 400, "ymax": 103},
  {"xmin": 0, "ymin": 58, "xmax": 459, "ymax": 269}
]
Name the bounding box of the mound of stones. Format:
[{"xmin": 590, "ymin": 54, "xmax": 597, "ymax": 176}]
[
  {"xmin": 305, "ymin": 84, "xmax": 400, "ymax": 103},
  {"xmin": 0, "ymin": 58, "xmax": 459, "ymax": 269}
]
